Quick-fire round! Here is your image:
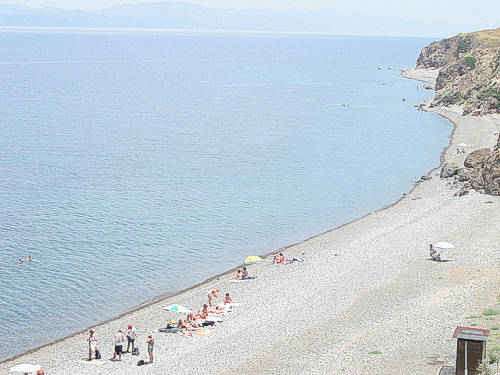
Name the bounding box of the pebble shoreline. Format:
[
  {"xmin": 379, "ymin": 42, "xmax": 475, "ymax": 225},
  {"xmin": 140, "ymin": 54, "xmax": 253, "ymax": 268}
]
[{"xmin": 1, "ymin": 69, "xmax": 499, "ymax": 374}]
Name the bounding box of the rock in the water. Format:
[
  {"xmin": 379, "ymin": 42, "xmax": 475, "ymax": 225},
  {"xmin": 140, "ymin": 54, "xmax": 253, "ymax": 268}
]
[
  {"xmin": 464, "ymin": 148, "xmax": 491, "ymax": 168},
  {"xmin": 440, "ymin": 162, "xmax": 459, "ymax": 178}
]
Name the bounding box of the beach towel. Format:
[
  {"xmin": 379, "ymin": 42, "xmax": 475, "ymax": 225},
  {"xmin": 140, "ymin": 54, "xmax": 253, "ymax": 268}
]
[{"xmin": 228, "ymin": 279, "xmax": 251, "ymax": 283}]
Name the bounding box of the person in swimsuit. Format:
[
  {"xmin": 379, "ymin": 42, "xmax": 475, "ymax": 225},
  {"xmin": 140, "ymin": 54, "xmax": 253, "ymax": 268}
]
[
  {"xmin": 18, "ymin": 258, "xmax": 23, "ymax": 264},
  {"xmin": 27, "ymin": 254, "xmax": 33, "ymax": 262},
  {"xmin": 87, "ymin": 330, "xmax": 97, "ymax": 361},
  {"xmin": 235, "ymin": 269, "xmax": 243, "ymax": 280},
  {"xmin": 241, "ymin": 267, "xmax": 248, "ymax": 279},
  {"xmin": 224, "ymin": 293, "xmax": 232, "ymax": 304},
  {"xmin": 274, "ymin": 253, "xmax": 285, "ymax": 264},
  {"xmin": 146, "ymin": 334, "xmax": 154, "ymax": 363},
  {"xmin": 113, "ymin": 330, "xmax": 125, "ymax": 361},
  {"xmin": 207, "ymin": 288, "xmax": 219, "ymax": 307}
]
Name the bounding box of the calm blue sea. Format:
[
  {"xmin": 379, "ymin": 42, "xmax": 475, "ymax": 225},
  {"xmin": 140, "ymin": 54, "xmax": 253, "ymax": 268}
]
[{"xmin": 0, "ymin": 29, "xmax": 450, "ymax": 360}]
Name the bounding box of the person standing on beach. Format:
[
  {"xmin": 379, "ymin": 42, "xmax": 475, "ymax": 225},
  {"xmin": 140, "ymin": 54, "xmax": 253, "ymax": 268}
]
[
  {"xmin": 146, "ymin": 334, "xmax": 154, "ymax": 364},
  {"xmin": 113, "ymin": 330, "xmax": 125, "ymax": 361},
  {"xmin": 126, "ymin": 324, "xmax": 137, "ymax": 353},
  {"xmin": 207, "ymin": 288, "xmax": 219, "ymax": 307},
  {"xmin": 87, "ymin": 330, "xmax": 97, "ymax": 361}
]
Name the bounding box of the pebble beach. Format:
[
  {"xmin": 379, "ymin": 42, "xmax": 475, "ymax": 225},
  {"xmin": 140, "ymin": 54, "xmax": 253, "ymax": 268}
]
[{"xmin": 1, "ymin": 68, "xmax": 500, "ymax": 375}]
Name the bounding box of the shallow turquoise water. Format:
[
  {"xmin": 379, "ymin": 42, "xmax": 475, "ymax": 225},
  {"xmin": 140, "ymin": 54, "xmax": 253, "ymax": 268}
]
[{"xmin": 0, "ymin": 30, "xmax": 450, "ymax": 360}]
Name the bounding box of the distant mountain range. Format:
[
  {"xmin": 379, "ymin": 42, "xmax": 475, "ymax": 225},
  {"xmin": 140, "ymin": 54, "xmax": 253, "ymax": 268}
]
[{"xmin": 0, "ymin": 2, "xmax": 441, "ymax": 36}]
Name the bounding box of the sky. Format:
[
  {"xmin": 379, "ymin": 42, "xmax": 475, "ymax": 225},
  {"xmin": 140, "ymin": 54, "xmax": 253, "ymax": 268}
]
[
  {"xmin": 1, "ymin": 0, "xmax": 498, "ymax": 12},
  {"xmin": 1, "ymin": 0, "xmax": 499, "ymax": 37}
]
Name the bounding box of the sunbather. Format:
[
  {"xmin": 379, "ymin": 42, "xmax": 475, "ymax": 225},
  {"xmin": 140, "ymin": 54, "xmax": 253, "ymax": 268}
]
[{"xmin": 235, "ymin": 269, "xmax": 243, "ymax": 280}]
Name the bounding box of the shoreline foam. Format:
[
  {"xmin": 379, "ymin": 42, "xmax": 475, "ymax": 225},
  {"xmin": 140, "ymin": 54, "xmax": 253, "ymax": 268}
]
[{"xmin": 2, "ymin": 68, "xmax": 499, "ymax": 375}]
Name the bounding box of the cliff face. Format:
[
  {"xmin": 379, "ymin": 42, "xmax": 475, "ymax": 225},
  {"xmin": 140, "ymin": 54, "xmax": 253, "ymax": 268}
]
[{"xmin": 416, "ymin": 28, "xmax": 500, "ymax": 115}]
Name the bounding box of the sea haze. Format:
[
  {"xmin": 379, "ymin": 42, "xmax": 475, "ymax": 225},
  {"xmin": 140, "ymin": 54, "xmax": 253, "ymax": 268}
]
[{"xmin": 0, "ymin": 29, "xmax": 451, "ymax": 360}]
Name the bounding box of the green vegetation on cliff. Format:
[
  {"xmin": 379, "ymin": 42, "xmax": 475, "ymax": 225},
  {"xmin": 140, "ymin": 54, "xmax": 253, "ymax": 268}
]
[{"xmin": 416, "ymin": 27, "xmax": 500, "ymax": 115}]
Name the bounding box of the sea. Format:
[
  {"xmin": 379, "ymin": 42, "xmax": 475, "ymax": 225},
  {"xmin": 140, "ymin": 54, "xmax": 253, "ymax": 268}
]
[{"xmin": 0, "ymin": 28, "xmax": 451, "ymax": 360}]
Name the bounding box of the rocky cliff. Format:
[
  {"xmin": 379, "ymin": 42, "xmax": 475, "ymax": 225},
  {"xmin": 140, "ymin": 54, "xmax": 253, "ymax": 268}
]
[{"xmin": 416, "ymin": 27, "xmax": 500, "ymax": 115}]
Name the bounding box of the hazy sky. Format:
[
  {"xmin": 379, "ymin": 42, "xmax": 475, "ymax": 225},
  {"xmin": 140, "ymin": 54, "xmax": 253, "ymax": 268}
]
[
  {"xmin": 2, "ymin": 0, "xmax": 499, "ymax": 12},
  {"xmin": 1, "ymin": 0, "xmax": 499, "ymax": 37}
]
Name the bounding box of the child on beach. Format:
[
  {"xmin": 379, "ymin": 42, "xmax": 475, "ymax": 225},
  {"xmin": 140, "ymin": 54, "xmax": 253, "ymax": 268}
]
[{"xmin": 224, "ymin": 293, "xmax": 232, "ymax": 304}]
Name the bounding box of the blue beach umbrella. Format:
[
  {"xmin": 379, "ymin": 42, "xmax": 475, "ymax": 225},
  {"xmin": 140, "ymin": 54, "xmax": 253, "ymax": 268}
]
[{"xmin": 163, "ymin": 304, "xmax": 191, "ymax": 314}]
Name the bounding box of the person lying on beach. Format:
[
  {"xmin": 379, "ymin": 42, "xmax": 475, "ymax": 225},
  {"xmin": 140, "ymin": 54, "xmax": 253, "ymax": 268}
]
[
  {"xmin": 185, "ymin": 313, "xmax": 200, "ymax": 327},
  {"xmin": 178, "ymin": 319, "xmax": 189, "ymax": 333},
  {"xmin": 207, "ymin": 288, "xmax": 219, "ymax": 307},
  {"xmin": 273, "ymin": 253, "xmax": 303, "ymax": 265},
  {"xmin": 273, "ymin": 253, "xmax": 285, "ymax": 264}
]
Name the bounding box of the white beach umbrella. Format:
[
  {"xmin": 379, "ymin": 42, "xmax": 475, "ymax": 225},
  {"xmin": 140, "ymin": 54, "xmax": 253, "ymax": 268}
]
[
  {"xmin": 163, "ymin": 304, "xmax": 191, "ymax": 314},
  {"xmin": 433, "ymin": 242, "xmax": 455, "ymax": 250},
  {"xmin": 9, "ymin": 363, "xmax": 41, "ymax": 373}
]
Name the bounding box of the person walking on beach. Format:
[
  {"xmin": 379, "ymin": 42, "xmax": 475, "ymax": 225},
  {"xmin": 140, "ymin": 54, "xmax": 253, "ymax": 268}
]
[
  {"xmin": 146, "ymin": 334, "xmax": 154, "ymax": 364},
  {"xmin": 113, "ymin": 330, "xmax": 125, "ymax": 361},
  {"xmin": 126, "ymin": 324, "xmax": 137, "ymax": 353},
  {"xmin": 87, "ymin": 330, "xmax": 97, "ymax": 361}
]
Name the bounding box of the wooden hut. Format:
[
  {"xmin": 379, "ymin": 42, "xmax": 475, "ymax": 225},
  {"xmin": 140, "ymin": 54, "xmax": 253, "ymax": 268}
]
[{"xmin": 453, "ymin": 326, "xmax": 490, "ymax": 375}]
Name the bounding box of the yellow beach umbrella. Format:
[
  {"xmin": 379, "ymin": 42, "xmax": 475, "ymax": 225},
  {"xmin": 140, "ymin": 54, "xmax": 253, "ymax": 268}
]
[{"xmin": 244, "ymin": 255, "xmax": 263, "ymax": 264}]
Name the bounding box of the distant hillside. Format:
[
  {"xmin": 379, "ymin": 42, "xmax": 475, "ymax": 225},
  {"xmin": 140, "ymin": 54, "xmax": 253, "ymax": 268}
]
[
  {"xmin": 416, "ymin": 27, "xmax": 500, "ymax": 115},
  {"xmin": 0, "ymin": 1, "xmax": 466, "ymax": 36}
]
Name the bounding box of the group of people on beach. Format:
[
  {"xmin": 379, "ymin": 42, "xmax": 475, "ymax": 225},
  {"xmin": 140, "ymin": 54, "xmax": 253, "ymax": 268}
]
[
  {"xmin": 234, "ymin": 266, "xmax": 254, "ymax": 280},
  {"xmin": 17, "ymin": 254, "xmax": 33, "ymax": 264},
  {"xmin": 81, "ymin": 252, "xmax": 301, "ymax": 369},
  {"xmin": 174, "ymin": 288, "xmax": 235, "ymax": 335},
  {"xmin": 87, "ymin": 324, "xmax": 154, "ymax": 365}
]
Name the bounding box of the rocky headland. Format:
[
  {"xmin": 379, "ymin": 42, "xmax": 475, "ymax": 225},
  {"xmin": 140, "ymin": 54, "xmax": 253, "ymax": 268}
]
[
  {"xmin": 414, "ymin": 27, "xmax": 500, "ymax": 196},
  {"xmin": 417, "ymin": 27, "xmax": 500, "ymax": 116}
]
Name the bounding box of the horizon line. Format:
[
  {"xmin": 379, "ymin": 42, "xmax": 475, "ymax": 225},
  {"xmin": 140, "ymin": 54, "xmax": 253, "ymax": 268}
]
[{"xmin": 0, "ymin": 26, "xmax": 442, "ymax": 39}]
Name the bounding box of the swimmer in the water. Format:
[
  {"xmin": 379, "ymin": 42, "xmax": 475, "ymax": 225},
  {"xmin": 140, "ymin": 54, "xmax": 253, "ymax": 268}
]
[{"xmin": 18, "ymin": 258, "xmax": 24, "ymax": 264}]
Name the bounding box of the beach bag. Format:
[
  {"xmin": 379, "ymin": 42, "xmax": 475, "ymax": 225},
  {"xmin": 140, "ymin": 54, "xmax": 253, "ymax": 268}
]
[
  {"xmin": 132, "ymin": 347, "xmax": 140, "ymax": 356},
  {"xmin": 202, "ymin": 321, "xmax": 215, "ymax": 327},
  {"xmin": 95, "ymin": 349, "xmax": 101, "ymax": 359},
  {"xmin": 137, "ymin": 359, "xmax": 145, "ymax": 366}
]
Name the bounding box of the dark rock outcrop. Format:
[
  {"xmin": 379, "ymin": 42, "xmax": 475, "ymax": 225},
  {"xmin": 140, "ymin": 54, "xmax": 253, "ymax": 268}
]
[
  {"xmin": 440, "ymin": 162, "xmax": 460, "ymax": 178},
  {"xmin": 452, "ymin": 136, "xmax": 500, "ymax": 196}
]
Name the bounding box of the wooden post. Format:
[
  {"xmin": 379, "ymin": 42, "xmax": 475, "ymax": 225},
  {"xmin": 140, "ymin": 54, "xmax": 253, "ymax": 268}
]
[{"xmin": 465, "ymin": 340, "xmax": 468, "ymax": 375}]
